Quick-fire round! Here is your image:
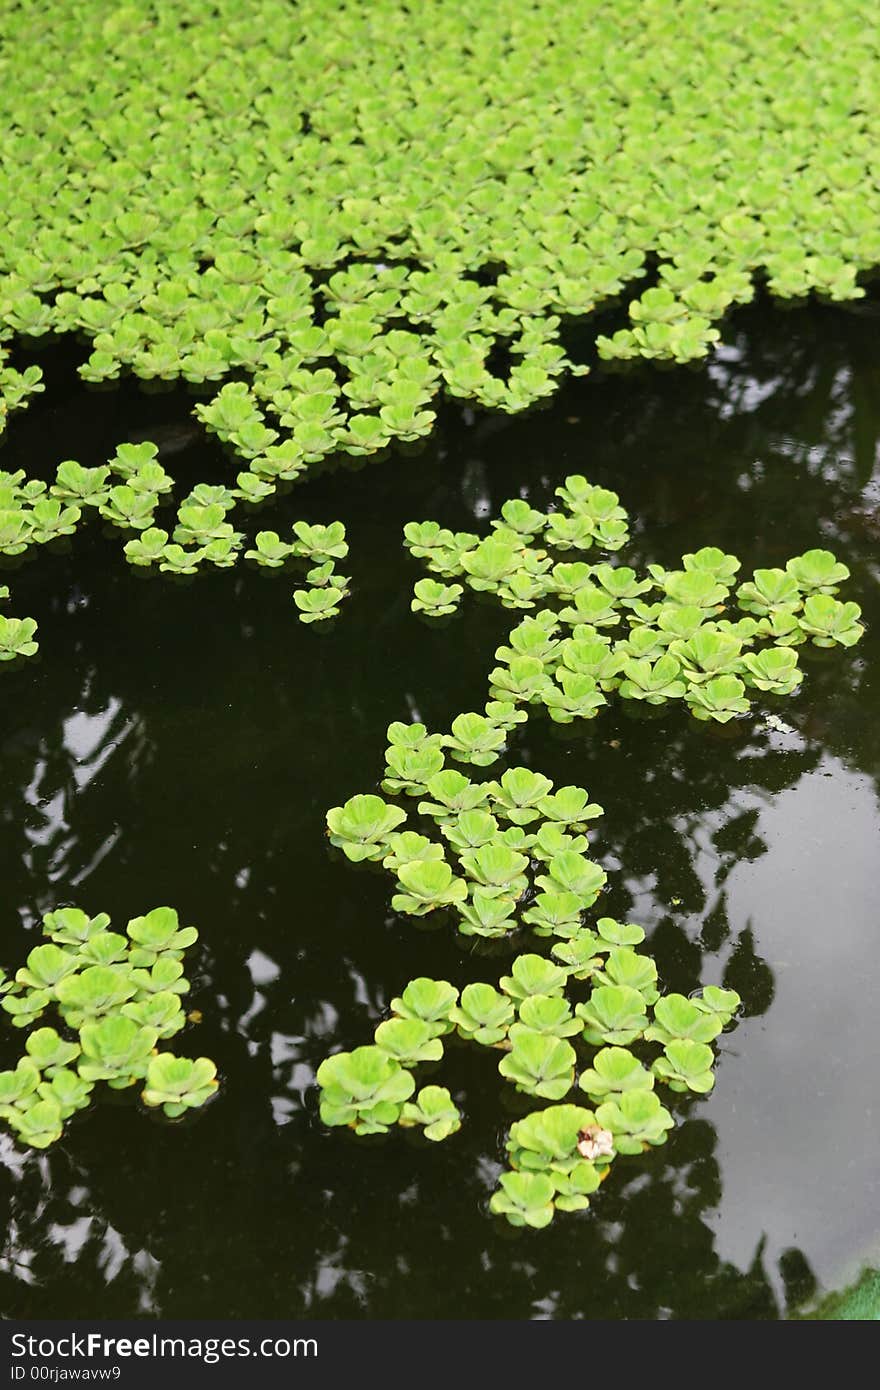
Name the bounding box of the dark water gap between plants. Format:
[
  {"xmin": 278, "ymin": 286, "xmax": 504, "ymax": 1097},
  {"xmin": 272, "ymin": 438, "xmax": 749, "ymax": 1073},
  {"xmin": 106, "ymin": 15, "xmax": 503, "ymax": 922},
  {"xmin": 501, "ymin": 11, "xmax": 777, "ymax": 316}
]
[{"xmin": 1, "ymin": 295, "xmax": 879, "ymax": 1319}]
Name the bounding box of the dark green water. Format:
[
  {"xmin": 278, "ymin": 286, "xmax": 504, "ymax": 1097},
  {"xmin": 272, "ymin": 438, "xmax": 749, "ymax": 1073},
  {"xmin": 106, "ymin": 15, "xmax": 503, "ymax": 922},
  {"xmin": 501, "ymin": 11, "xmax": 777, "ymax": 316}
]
[{"xmin": 1, "ymin": 297, "xmax": 879, "ymax": 1319}]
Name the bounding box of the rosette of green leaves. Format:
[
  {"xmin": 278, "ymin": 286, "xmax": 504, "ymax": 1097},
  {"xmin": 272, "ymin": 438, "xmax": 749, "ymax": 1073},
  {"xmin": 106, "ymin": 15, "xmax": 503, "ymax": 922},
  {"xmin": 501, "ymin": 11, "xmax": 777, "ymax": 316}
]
[
  {"xmin": 0, "ymin": 1059, "xmax": 41, "ymax": 1118},
  {"xmin": 122, "ymin": 990, "xmax": 186, "ymax": 1039},
  {"xmin": 389, "ymin": 978, "xmax": 458, "ymax": 1035},
  {"xmin": 381, "ymin": 743, "xmax": 445, "ymax": 795},
  {"xmin": 736, "ymin": 568, "xmax": 802, "ymax": 616},
  {"xmin": 785, "ymin": 549, "xmax": 849, "ymax": 595},
  {"xmin": 488, "ymin": 656, "xmax": 552, "ymax": 704},
  {"xmin": 374, "ymin": 1018, "xmax": 444, "ymax": 1066},
  {"xmin": 442, "ymin": 712, "xmax": 506, "ymax": 766},
  {"xmin": 130, "ymin": 957, "xmax": 190, "ymax": 998},
  {"xmin": 530, "ymin": 824, "xmax": 589, "ymax": 862},
  {"xmin": 543, "ymin": 513, "xmax": 595, "ymax": 551},
  {"xmin": 449, "ymin": 983, "xmax": 514, "ymax": 1046},
  {"xmin": 537, "ymin": 786, "xmax": 603, "ymax": 831},
  {"xmin": 317, "ymin": 1045, "xmax": 415, "ymax": 1134},
  {"xmin": 24, "ymin": 1027, "xmax": 81, "ymax": 1075},
  {"xmin": 124, "ymin": 527, "xmax": 169, "ymax": 566},
  {"xmin": 507, "ymin": 1103, "xmax": 598, "ymax": 1173},
  {"xmin": 141, "ymin": 1054, "xmax": 219, "ymax": 1119},
  {"xmin": 460, "ymin": 536, "xmax": 523, "ymax": 592},
  {"xmin": 595, "ymin": 1090, "xmax": 674, "ymax": 1154},
  {"xmin": 535, "ymin": 851, "xmax": 606, "ymax": 906},
  {"xmin": 291, "ymin": 520, "xmax": 348, "ymax": 564},
  {"xmin": 618, "ymin": 654, "xmax": 687, "ymax": 704},
  {"xmin": 293, "ymin": 586, "xmax": 346, "ymax": 623},
  {"xmin": 385, "ymin": 721, "xmax": 445, "ymax": 754},
  {"xmin": 77, "ymin": 1015, "xmax": 158, "ymax": 1088},
  {"xmin": 685, "ymin": 673, "xmax": 750, "ymax": 722},
  {"xmin": 692, "ymin": 986, "xmax": 741, "ymax": 1025},
  {"xmin": 494, "ymin": 499, "xmax": 546, "ymax": 538},
  {"xmin": 38, "ymin": 1068, "xmax": 93, "ymax": 1118},
  {"xmin": 418, "ymin": 769, "xmax": 491, "ymax": 820},
  {"xmin": 645, "ymin": 994, "xmax": 725, "ymax": 1046},
  {"xmin": 499, "ymin": 954, "xmax": 569, "ymax": 1001},
  {"xmin": 577, "ymin": 984, "xmax": 650, "ymax": 1046},
  {"xmin": 244, "ymin": 531, "xmax": 292, "ymax": 567},
  {"xmin": 551, "ymin": 928, "xmax": 605, "ymax": 980},
  {"xmin": 412, "ymin": 578, "xmax": 462, "ymax": 616},
  {"xmin": 403, "ymin": 521, "xmax": 455, "ymax": 559},
  {"xmin": 740, "ymin": 647, "xmax": 801, "ymax": 694},
  {"xmin": 513, "ymin": 994, "xmax": 581, "ymax": 1040},
  {"xmin": 661, "ymin": 570, "xmax": 729, "ymax": 609},
  {"xmin": 0, "ymin": 615, "xmax": 39, "ymax": 661},
  {"xmin": 556, "ymin": 635, "xmax": 622, "ymax": 687},
  {"xmin": 590, "ymin": 948, "xmax": 660, "ymax": 1005},
  {"xmin": 544, "ymin": 671, "xmax": 608, "ymax": 723},
  {"xmin": 652, "ymin": 1039, "xmax": 716, "ymax": 1094},
  {"xmin": 326, "ymin": 793, "xmax": 406, "ymax": 862},
  {"xmin": 441, "ymin": 809, "xmax": 500, "ymax": 854},
  {"xmin": 798, "ymin": 595, "xmax": 864, "ymax": 647},
  {"xmin": 487, "ymin": 768, "xmax": 553, "ymax": 824},
  {"xmin": 125, "ymin": 907, "xmax": 198, "ymax": 966},
  {"xmin": 391, "ymin": 860, "xmax": 468, "ymax": 916},
  {"xmin": 52, "ymin": 460, "xmax": 110, "ymax": 507},
  {"xmin": 523, "ymin": 891, "xmax": 585, "ymax": 939},
  {"xmin": 557, "ymin": 585, "xmax": 621, "ymax": 628},
  {"xmin": 490, "ymin": 1171, "xmax": 556, "ymax": 1229},
  {"xmin": 579, "ymin": 1046, "xmax": 655, "ymax": 1101},
  {"xmin": 380, "ymin": 832, "xmax": 445, "ymax": 875},
  {"xmin": 499, "ymin": 1028, "xmax": 576, "ymax": 1100},
  {"xmin": 28, "ymin": 498, "xmax": 81, "ymax": 543},
  {"xmin": 668, "ymin": 627, "xmax": 743, "ymax": 682},
  {"xmin": 6, "ymin": 1097, "xmax": 64, "ymax": 1149},
  {"xmin": 459, "ymin": 843, "xmax": 529, "ymax": 899},
  {"xmin": 399, "ymin": 1086, "xmax": 461, "ymax": 1141},
  {"xmin": 592, "ymin": 564, "xmax": 653, "ymax": 607},
  {"xmin": 495, "ymin": 616, "xmax": 561, "ymax": 667},
  {"xmin": 55, "ymin": 965, "xmax": 137, "ymax": 1029},
  {"xmin": 15, "ymin": 943, "xmax": 79, "ymax": 992},
  {"xmin": 457, "ymin": 889, "xmax": 518, "ymax": 937},
  {"xmin": 682, "ymin": 547, "xmax": 740, "ymax": 583}
]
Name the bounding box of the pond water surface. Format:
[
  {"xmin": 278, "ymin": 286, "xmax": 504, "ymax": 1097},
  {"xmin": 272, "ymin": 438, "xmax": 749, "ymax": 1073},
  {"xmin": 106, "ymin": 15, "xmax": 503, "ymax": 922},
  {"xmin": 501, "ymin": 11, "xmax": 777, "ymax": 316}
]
[{"xmin": 1, "ymin": 296, "xmax": 879, "ymax": 1319}]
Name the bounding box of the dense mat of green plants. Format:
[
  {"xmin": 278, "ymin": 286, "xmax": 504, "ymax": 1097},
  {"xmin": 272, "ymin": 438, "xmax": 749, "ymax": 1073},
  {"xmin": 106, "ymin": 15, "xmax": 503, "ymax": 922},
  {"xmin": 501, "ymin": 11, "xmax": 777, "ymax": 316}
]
[{"xmin": 1, "ymin": 0, "xmax": 878, "ymax": 599}]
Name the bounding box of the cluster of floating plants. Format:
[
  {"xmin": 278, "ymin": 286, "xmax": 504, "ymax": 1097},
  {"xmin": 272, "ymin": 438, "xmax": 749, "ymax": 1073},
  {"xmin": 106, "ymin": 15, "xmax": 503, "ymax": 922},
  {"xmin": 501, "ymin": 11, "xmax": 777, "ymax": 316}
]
[
  {"xmin": 0, "ymin": 458, "xmax": 350, "ymax": 627},
  {"xmin": 319, "ymin": 474, "xmax": 864, "ymax": 1226},
  {"xmin": 321, "ymin": 769, "xmax": 741, "ymax": 1225},
  {"xmin": 0, "ymin": 906, "xmax": 218, "ymax": 1148},
  {"xmin": 405, "ymin": 475, "xmax": 864, "ymax": 726},
  {"xmin": 1, "ymin": 0, "xmax": 879, "ymax": 603}
]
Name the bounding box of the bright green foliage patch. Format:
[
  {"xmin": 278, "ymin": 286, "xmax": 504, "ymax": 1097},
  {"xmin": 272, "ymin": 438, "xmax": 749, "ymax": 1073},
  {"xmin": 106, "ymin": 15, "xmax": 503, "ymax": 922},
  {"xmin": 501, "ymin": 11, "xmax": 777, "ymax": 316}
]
[
  {"xmin": 0, "ymin": 457, "xmax": 351, "ymax": 624},
  {"xmin": 0, "ymin": 906, "xmax": 218, "ymax": 1147},
  {"xmin": 1, "ymin": 0, "xmax": 878, "ymax": 611},
  {"xmin": 405, "ymin": 480, "xmax": 864, "ymax": 729}
]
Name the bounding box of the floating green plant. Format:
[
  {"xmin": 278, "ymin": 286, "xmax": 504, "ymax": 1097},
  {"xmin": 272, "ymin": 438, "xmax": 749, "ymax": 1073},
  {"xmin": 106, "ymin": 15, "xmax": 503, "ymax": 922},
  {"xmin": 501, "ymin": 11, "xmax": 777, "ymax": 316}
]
[{"xmin": 0, "ymin": 906, "xmax": 218, "ymax": 1149}]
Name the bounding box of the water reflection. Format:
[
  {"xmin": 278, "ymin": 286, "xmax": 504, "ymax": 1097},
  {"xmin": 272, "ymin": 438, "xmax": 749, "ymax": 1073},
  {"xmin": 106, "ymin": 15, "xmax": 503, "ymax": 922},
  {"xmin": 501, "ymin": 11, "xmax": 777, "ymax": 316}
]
[{"xmin": 0, "ymin": 295, "xmax": 879, "ymax": 1316}]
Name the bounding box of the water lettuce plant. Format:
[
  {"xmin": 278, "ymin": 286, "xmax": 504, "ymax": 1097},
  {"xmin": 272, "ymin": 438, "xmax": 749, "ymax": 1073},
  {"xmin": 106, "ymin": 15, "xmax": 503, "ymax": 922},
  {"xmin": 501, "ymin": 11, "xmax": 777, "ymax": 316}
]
[{"xmin": 0, "ymin": 903, "xmax": 217, "ymax": 1149}]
